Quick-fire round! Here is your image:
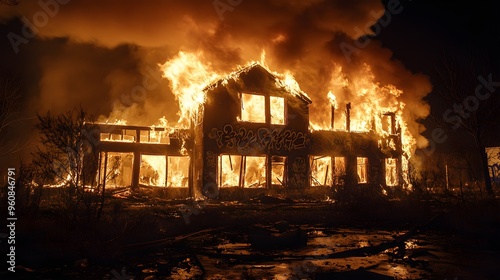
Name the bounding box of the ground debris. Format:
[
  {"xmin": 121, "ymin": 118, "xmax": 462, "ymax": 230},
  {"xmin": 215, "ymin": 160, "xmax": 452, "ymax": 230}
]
[{"xmin": 248, "ymin": 193, "xmax": 293, "ymax": 204}]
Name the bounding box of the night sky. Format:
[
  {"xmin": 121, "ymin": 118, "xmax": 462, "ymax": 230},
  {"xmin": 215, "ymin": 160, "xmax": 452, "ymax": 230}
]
[{"xmin": 1, "ymin": 0, "xmax": 499, "ymax": 168}]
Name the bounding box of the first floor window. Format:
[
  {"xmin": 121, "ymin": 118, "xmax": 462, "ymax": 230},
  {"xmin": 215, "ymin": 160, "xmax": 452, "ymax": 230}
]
[
  {"xmin": 357, "ymin": 157, "xmax": 368, "ymax": 184},
  {"xmin": 385, "ymin": 158, "xmax": 398, "ymax": 186},
  {"xmin": 218, "ymin": 155, "xmax": 268, "ymax": 188}
]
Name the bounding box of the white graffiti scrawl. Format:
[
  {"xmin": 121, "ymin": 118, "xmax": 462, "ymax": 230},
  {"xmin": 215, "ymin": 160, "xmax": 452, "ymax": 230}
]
[{"xmin": 208, "ymin": 124, "xmax": 308, "ymax": 152}]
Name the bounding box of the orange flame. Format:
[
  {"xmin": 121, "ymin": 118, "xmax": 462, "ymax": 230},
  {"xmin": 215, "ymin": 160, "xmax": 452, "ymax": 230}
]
[{"xmin": 160, "ymin": 51, "xmax": 219, "ymax": 128}]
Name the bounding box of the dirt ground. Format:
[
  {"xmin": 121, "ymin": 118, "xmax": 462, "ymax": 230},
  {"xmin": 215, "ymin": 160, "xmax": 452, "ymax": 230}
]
[{"xmin": 2, "ymin": 194, "xmax": 500, "ymax": 280}]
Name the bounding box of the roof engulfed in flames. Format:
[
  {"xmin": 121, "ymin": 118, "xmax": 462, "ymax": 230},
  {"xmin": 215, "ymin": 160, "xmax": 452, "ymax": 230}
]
[
  {"xmin": 160, "ymin": 50, "xmax": 415, "ymax": 152},
  {"xmin": 159, "ymin": 51, "xmax": 313, "ymax": 127},
  {"xmin": 156, "ymin": 50, "xmax": 425, "ymax": 184}
]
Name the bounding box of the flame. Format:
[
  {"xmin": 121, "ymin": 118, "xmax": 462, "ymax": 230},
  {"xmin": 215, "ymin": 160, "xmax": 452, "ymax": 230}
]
[
  {"xmin": 240, "ymin": 93, "xmax": 266, "ymax": 123},
  {"xmin": 160, "ymin": 51, "xmax": 219, "ymax": 128},
  {"xmin": 310, "ymin": 63, "xmax": 415, "ymax": 181},
  {"xmin": 274, "ymin": 70, "xmax": 311, "ymax": 100},
  {"xmin": 167, "ymin": 156, "xmax": 190, "ymax": 187},
  {"xmin": 140, "ymin": 155, "xmax": 166, "ymax": 187},
  {"xmin": 103, "ymin": 119, "xmax": 128, "ymax": 125},
  {"xmin": 327, "ymin": 91, "xmax": 337, "ymax": 109}
]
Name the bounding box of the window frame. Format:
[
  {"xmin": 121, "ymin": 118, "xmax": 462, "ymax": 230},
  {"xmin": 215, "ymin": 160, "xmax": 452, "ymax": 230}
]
[{"xmin": 239, "ymin": 92, "xmax": 286, "ymax": 125}]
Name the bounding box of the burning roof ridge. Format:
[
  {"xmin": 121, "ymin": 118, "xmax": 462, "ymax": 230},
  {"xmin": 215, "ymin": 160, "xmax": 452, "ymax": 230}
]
[
  {"xmin": 203, "ymin": 62, "xmax": 312, "ymax": 104},
  {"xmin": 202, "ymin": 61, "xmax": 261, "ymax": 90}
]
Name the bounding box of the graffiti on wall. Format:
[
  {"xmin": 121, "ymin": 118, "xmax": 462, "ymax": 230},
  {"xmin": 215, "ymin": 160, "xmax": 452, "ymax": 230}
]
[
  {"xmin": 333, "ymin": 138, "xmax": 370, "ymax": 152},
  {"xmin": 289, "ymin": 156, "xmax": 308, "ymax": 188},
  {"xmin": 208, "ymin": 124, "xmax": 308, "ymax": 152}
]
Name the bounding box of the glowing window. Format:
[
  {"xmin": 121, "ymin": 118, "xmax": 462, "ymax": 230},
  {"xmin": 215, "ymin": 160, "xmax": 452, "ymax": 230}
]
[
  {"xmin": 149, "ymin": 130, "xmax": 169, "ymax": 144},
  {"xmin": 334, "ymin": 157, "xmax": 346, "ymax": 185},
  {"xmin": 310, "ymin": 156, "xmax": 333, "ymax": 186},
  {"xmin": 241, "ymin": 93, "xmax": 265, "ymax": 123},
  {"xmin": 270, "ymin": 96, "xmax": 285, "ymax": 125},
  {"xmin": 100, "ymin": 133, "xmax": 110, "ymax": 141},
  {"xmin": 218, "ymin": 155, "xmax": 243, "ymax": 188},
  {"xmin": 123, "ymin": 130, "xmax": 136, "ymax": 142},
  {"xmin": 271, "ymin": 156, "xmax": 286, "ymax": 186},
  {"xmin": 357, "ymin": 157, "xmax": 368, "ymax": 184},
  {"xmin": 243, "ymin": 156, "xmax": 267, "ymax": 187},
  {"xmin": 385, "ymin": 158, "xmax": 398, "ymax": 186},
  {"xmin": 101, "ymin": 152, "xmax": 134, "ymax": 187},
  {"xmin": 140, "ymin": 155, "xmax": 166, "ymax": 187},
  {"xmin": 110, "ymin": 133, "xmax": 122, "ymax": 141},
  {"xmin": 167, "ymin": 156, "xmax": 190, "ymax": 188},
  {"xmin": 218, "ymin": 155, "xmax": 267, "ymax": 188},
  {"xmin": 140, "ymin": 130, "xmax": 149, "ymax": 142}
]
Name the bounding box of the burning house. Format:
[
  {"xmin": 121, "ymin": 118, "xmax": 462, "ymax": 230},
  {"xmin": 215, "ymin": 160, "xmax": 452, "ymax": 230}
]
[{"xmin": 92, "ymin": 63, "xmax": 403, "ymax": 199}]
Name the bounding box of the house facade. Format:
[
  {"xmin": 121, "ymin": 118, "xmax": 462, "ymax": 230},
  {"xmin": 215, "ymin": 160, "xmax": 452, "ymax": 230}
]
[{"xmin": 92, "ymin": 63, "xmax": 403, "ymax": 198}]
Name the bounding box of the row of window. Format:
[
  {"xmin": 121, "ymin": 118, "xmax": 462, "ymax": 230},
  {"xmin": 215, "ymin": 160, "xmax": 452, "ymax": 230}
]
[
  {"xmin": 217, "ymin": 155, "xmax": 399, "ymax": 187},
  {"xmin": 98, "ymin": 152, "xmax": 399, "ymax": 188},
  {"xmin": 100, "ymin": 129, "xmax": 170, "ymax": 144},
  {"xmin": 98, "ymin": 153, "xmax": 189, "ymax": 188},
  {"xmin": 240, "ymin": 93, "xmax": 399, "ymax": 135}
]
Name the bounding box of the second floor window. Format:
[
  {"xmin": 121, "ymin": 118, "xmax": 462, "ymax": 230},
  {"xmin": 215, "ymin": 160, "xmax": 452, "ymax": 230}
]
[
  {"xmin": 241, "ymin": 93, "xmax": 265, "ymax": 123},
  {"xmin": 270, "ymin": 96, "xmax": 285, "ymax": 125},
  {"xmin": 240, "ymin": 93, "xmax": 285, "ymax": 125}
]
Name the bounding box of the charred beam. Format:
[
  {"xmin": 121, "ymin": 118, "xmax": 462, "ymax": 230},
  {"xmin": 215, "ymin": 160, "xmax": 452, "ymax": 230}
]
[
  {"xmin": 331, "ymin": 105, "xmax": 335, "ymax": 130},
  {"xmin": 345, "ymin": 102, "xmax": 351, "ymax": 132}
]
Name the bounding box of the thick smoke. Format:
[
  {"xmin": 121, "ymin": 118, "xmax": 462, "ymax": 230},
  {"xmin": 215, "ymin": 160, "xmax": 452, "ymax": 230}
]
[{"xmin": 0, "ymin": 0, "xmax": 431, "ymax": 155}]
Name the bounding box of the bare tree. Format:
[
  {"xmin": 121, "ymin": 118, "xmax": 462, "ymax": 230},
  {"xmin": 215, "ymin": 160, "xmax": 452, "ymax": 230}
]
[
  {"xmin": 31, "ymin": 107, "xmax": 106, "ymax": 223},
  {"xmin": 431, "ymin": 52, "xmax": 500, "ymax": 196}
]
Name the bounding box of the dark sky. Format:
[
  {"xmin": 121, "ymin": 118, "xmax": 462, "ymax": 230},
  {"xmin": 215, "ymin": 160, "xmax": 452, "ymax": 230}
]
[
  {"xmin": 1, "ymin": 0, "xmax": 499, "ymax": 168},
  {"xmin": 374, "ymin": 0, "xmax": 500, "ymax": 150},
  {"xmin": 377, "ymin": 0, "xmax": 500, "ymax": 74}
]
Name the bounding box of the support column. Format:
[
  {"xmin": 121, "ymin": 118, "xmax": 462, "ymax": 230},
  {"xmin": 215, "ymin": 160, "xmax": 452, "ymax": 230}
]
[
  {"xmin": 345, "ymin": 102, "xmax": 351, "ymax": 132},
  {"xmin": 266, "ymin": 155, "xmax": 272, "ymax": 189},
  {"xmin": 132, "ymin": 151, "xmax": 141, "ymax": 188}
]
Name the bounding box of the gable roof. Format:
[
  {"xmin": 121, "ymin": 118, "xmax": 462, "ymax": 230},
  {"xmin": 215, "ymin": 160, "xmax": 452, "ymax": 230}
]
[{"xmin": 205, "ymin": 62, "xmax": 312, "ymax": 105}]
